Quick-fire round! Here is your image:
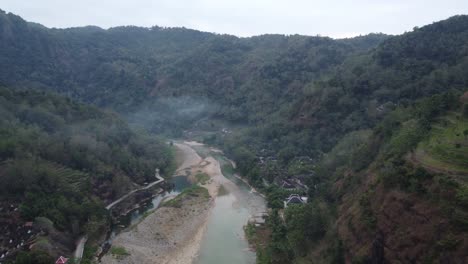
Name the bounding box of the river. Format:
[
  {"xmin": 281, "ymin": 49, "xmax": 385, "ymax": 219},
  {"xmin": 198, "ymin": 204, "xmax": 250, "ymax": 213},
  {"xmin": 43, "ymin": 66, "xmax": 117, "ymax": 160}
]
[
  {"xmin": 192, "ymin": 145, "xmax": 266, "ymax": 264},
  {"xmin": 102, "ymin": 141, "xmax": 266, "ymax": 264}
]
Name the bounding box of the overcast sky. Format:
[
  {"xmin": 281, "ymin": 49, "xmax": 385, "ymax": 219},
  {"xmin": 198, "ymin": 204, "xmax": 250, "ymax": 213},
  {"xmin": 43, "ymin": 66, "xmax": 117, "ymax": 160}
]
[{"xmin": 1, "ymin": 0, "xmax": 468, "ymax": 38}]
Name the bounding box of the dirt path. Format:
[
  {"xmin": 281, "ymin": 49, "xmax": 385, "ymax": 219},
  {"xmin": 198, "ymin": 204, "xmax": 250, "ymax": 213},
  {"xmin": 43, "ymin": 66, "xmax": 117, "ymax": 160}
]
[{"xmin": 101, "ymin": 141, "xmax": 227, "ymax": 264}]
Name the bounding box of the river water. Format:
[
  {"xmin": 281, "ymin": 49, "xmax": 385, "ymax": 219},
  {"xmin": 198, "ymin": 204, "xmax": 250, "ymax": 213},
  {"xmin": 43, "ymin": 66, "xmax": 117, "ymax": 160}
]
[
  {"xmin": 193, "ymin": 148, "xmax": 266, "ymax": 264},
  {"xmin": 112, "ymin": 142, "xmax": 266, "ymax": 264}
]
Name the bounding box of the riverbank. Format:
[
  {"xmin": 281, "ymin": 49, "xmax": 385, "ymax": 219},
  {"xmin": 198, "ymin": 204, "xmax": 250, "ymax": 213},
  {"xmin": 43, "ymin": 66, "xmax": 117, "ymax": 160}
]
[
  {"xmin": 101, "ymin": 141, "xmax": 226, "ymax": 264},
  {"xmin": 100, "ymin": 187, "xmax": 212, "ymax": 264}
]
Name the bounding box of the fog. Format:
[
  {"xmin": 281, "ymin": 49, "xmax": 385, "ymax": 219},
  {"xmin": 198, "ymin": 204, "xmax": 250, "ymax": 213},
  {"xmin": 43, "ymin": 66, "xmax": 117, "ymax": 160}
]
[{"xmin": 127, "ymin": 96, "xmax": 219, "ymax": 136}]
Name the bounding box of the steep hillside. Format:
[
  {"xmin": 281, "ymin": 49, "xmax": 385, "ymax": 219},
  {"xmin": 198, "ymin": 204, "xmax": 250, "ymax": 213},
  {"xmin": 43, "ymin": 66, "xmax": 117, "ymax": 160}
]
[
  {"xmin": 333, "ymin": 93, "xmax": 468, "ymax": 263},
  {"xmin": 0, "ymin": 87, "xmax": 174, "ymax": 261},
  {"xmin": 237, "ymin": 17, "xmax": 468, "ymax": 264},
  {"xmin": 254, "ymin": 93, "xmax": 468, "ymax": 264}
]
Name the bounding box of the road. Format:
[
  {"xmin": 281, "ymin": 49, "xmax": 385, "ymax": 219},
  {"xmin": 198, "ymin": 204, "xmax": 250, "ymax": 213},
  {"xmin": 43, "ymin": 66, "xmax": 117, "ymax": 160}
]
[
  {"xmin": 73, "ymin": 169, "xmax": 164, "ymax": 263},
  {"xmin": 73, "ymin": 235, "xmax": 88, "ymax": 263},
  {"xmin": 105, "ymin": 169, "xmax": 164, "ymax": 210}
]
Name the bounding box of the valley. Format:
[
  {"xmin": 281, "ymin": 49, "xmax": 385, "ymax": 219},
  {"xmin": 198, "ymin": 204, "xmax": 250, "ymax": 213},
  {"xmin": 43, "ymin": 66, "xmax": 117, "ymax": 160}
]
[
  {"xmin": 0, "ymin": 7, "xmax": 468, "ymax": 264},
  {"xmin": 100, "ymin": 141, "xmax": 265, "ymax": 264}
]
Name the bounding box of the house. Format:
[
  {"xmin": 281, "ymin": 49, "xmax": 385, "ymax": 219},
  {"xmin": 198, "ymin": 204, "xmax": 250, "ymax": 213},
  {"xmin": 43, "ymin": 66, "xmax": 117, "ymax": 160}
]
[
  {"xmin": 55, "ymin": 256, "xmax": 69, "ymax": 264},
  {"xmin": 284, "ymin": 194, "xmax": 308, "ymax": 208}
]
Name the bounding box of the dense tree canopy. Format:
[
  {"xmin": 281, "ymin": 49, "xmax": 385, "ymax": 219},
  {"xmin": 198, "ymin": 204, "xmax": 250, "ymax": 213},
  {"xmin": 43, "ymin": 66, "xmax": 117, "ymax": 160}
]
[{"xmin": 0, "ymin": 87, "xmax": 173, "ymax": 234}]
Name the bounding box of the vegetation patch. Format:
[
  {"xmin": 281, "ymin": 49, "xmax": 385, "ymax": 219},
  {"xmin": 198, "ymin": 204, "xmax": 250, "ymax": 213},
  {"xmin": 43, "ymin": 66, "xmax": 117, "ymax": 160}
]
[
  {"xmin": 195, "ymin": 172, "xmax": 210, "ymax": 185},
  {"xmin": 111, "ymin": 246, "xmax": 130, "ymax": 257},
  {"xmin": 415, "ymin": 112, "xmax": 468, "ymax": 175},
  {"xmin": 163, "ymin": 185, "xmax": 210, "ymax": 208},
  {"xmin": 244, "ymin": 222, "xmax": 257, "ymax": 242},
  {"xmin": 81, "ymin": 245, "xmax": 98, "ymax": 264}
]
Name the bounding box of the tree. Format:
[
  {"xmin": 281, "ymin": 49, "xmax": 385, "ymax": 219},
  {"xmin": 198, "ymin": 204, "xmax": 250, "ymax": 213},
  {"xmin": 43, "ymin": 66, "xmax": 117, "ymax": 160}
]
[
  {"xmin": 285, "ymin": 204, "xmax": 308, "ymax": 256},
  {"xmin": 268, "ymin": 210, "xmax": 293, "ymax": 264},
  {"xmin": 15, "ymin": 251, "xmax": 53, "ymax": 264},
  {"xmin": 265, "ymin": 186, "xmax": 286, "ymax": 209}
]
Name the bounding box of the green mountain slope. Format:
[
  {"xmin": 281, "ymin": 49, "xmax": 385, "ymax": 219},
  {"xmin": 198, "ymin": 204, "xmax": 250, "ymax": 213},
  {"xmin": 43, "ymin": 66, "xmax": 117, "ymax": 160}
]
[
  {"xmin": 411, "ymin": 111, "xmax": 468, "ymax": 175},
  {"xmin": 251, "ymin": 93, "xmax": 468, "ymax": 263},
  {"xmin": 0, "ymin": 87, "xmax": 174, "ymax": 260},
  {"xmin": 0, "ymin": 9, "xmax": 387, "ymax": 130}
]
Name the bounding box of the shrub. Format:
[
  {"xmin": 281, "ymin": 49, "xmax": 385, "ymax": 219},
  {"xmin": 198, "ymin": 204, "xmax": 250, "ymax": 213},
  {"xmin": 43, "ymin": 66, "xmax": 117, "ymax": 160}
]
[{"xmin": 195, "ymin": 173, "xmax": 210, "ymax": 184}]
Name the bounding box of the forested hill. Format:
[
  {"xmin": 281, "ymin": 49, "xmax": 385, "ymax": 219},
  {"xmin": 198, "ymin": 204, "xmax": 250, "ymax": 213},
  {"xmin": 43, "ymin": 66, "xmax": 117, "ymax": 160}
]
[
  {"xmin": 0, "ymin": 9, "xmax": 386, "ymax": 111},
  {"xmin": 268, "ymin": 14, "xmax": 468, "ymax": 158},
  {"xmin": 0, "ymin": 87, "xmax": 173, "ymax": 261}
]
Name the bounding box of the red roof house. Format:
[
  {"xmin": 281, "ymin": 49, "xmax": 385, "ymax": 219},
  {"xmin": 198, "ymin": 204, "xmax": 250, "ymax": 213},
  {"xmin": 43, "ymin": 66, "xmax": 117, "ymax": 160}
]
[{"xmin": 55, "ymin": 256, "xmax": 69, "ymax": 264}]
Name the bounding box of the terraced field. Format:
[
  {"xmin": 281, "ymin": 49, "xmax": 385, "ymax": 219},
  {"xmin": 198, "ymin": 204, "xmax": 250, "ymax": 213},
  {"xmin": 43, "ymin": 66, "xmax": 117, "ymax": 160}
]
[
  {"xmin": 52, "ymin": 164, "xmax": 90, "ymax": 193},
  {"xmin": 412, "ymin": 112, "xmax": 468, "ymax": 177}
]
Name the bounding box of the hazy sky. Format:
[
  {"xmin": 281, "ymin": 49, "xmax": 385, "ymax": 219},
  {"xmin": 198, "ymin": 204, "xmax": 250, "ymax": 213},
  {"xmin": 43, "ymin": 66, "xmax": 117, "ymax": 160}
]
[{"xmin": 1, "ymin": 0, "xmax": 468, "ymax": 38}]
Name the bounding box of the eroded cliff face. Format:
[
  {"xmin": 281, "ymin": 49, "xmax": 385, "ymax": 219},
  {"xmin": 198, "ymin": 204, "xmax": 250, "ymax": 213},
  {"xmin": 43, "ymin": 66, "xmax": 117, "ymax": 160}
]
[{"xmin": 336, "ymin": 171, "xmax": 468, "ymax": 263}]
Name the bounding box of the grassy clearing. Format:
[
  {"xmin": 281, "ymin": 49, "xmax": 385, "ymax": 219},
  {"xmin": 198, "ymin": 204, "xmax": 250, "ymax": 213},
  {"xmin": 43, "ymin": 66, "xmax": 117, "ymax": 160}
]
[
  {"xmin": 195, "ymin": 172, "xmax": 210, "ymax": 185},
  {"xmin": 111, "ymin": 246, "xmax": 130, "ymax": 257},
  {"xmin": 415, "ymin": 112, "xmax": 468, "ymax": 176},
  {"xmin": 163, "ymin": 185, "xmax": 210, "ymax": 208}
]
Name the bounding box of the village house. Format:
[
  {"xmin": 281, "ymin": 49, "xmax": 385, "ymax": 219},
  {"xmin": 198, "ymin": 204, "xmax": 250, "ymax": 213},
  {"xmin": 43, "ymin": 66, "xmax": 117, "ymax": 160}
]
[
  {"xmin": 284, "ymin": 194, "xmax": 308, "ymax": 208},
  {"xmin": 55, "ymin": 256, "xmax": 69, "ymax": 264}
]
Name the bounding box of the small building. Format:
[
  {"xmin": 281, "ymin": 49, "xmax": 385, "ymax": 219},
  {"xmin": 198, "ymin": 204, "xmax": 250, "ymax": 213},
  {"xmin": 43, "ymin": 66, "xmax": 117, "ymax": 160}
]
[
  {"xmin": 55, "ymin": 256, "xmax": 69, "ymax": 264},
  {"xmin": 284, "ymin": 194, "xmax": 308, "ymax": 208}
]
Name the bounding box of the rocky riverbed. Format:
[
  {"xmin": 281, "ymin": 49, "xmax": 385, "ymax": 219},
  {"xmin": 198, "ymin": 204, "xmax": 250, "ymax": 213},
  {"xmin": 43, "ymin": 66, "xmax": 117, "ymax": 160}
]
[{"xmin": 101, "ymin": 142, "xmax": 225, "ymax": 264}]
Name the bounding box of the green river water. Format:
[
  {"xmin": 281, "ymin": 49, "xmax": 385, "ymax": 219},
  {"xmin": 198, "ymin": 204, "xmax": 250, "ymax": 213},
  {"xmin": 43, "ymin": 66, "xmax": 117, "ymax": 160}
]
[
  {"xmin": 113, "ymin": 143, "xmax": 266, "ymax": 264},
  {"xmin": 193, "ymin": 148, "xmax": 266, "ymax": 264}
]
